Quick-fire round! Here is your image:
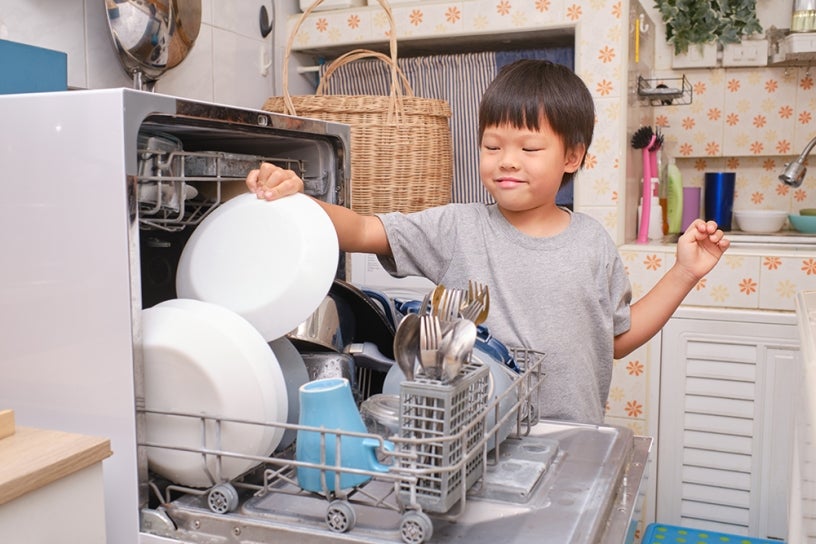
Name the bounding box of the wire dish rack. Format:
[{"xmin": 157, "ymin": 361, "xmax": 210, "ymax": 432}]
[
  {"xmin": 139, "ymin": 348, "xmax": 545, "ymax": 544},
  {"xmin": 136, "ymin": 139, "xmax": 328, "ymax": 232}
]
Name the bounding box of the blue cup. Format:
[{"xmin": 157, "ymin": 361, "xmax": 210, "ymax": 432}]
[
  {"xmin": 704, "ymin": 172, "xmax": 736, "ymax": 231},
  {"xmin": 296, "ymin": 378, "xmax": 392, "ymax": 493}
]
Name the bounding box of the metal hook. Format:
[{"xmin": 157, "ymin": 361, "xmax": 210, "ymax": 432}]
[{"xmin": 639, "ymin": 14, "xmax": 649, "ymax": 34}]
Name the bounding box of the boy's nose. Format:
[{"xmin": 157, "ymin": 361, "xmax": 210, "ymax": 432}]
[{"xmin": 499, "ymin": 153, "xmax": 519, "ymax": 170}]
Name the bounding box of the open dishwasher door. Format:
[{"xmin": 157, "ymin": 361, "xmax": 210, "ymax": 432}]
[{"xmin": 145, "ymin": 420, "xmax": 650, "ymax": 544}]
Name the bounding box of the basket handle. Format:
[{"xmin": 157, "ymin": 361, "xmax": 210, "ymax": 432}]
[
  {"xmin": 281, "ymin": 0, "xmax": 401, "ymax": 117},
  {"xmin": 315, "ymin": 48, "xmax": 413, "ymax": 98}
]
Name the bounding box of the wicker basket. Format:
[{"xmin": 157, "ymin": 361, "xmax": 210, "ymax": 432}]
[{"xmin": 262, "ymin": 0, "xmax": 453, "ymax": 215}]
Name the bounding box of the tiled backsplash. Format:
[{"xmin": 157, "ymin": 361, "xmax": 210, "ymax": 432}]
[{"xmin": 652, "ymin": 66, "xmax": 816, "ymax": 217}]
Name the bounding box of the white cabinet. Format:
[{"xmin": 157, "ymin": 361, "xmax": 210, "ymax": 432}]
[{"xmin": 657, "ymin": 307, "xmax": 800, "ymax": 540}]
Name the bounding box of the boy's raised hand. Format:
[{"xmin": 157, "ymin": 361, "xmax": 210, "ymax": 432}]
[
  {"xmin": 246, "ymin": 162, "xmax": 304, "ymax": 201},
  {"xmin": 676, "ymin": 219, "xmax": 730, "ymax": 281}
]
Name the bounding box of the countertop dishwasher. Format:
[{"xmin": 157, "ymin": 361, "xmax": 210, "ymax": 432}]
[{"xmin": 0, "ymin": 88, "xmax": 649, "ymax": 544}]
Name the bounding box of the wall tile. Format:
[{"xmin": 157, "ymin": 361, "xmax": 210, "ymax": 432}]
[
  {"xmin": 212, "ymin": 27, "xmax": 274, "ymax": 109},
  {"xmin": 721, "ymin": 67, "xmax": 798, "ymax": 157},
  {"xmin": 158, "ymin": 25, "xmax": 215, "ymax": 102},
  {"xmin": 212, "ymin": 1, "xmax": 272, "ymax": 40},
  {"xmin": 3, "ymin": 0, "xmax": 87, "ymax": 88},
  {"xmin": 759, "ymin": 254, "xmax": 816, "ymax": 310}
]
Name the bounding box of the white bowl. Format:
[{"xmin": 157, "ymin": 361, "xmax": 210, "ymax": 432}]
[
  {"xmin": 176, "ymin": 193, "xmax": 339, "ymax": 342},
  {"xmin": 733, "ymin": 210, "xmax": 788, "ymax": 233}
]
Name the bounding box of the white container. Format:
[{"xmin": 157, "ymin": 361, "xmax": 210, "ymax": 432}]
[
  {"xmin": 784, "ymin": 32, "xmax": 816, "ymax": 54},
  {"xmin": 733, "ymin": 210, "xmax": 788, "ymax": 233},
  {"xmin": 722, "ymin": 40, "xmax": 768, "ymax": 67}
]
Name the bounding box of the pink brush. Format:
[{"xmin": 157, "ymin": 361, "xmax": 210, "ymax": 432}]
[{"xmin": 631, "ymin": 127, "xmax": 656, "ymax": 243}]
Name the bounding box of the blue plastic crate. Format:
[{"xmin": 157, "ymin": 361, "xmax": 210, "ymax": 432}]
[{"xmin": 642, "ymin": 523, "xmax": 783, "ymax": 544}]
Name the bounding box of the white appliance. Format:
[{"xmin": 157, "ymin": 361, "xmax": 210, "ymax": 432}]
[{"xmin": 0, "ymin": 88, "xmax": 350, "ymax": 544}]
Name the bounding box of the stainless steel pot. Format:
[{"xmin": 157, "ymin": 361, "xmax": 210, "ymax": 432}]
[{"xmin": 287, "ymin": 295, "xmax": 345, "ymax": 352}]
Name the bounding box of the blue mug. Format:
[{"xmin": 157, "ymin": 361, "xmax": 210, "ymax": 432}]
[{"xmin": 296, "ymin": 378, "xmax": 392, "ymax": 493}]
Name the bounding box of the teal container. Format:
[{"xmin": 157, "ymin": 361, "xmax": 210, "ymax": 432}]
[
  {"xmin": 642, "ymin": 523, "xmax": 781, "ymax": 544},
  {"xmin": 0, "ymin": 39, "xmax": 67, "ymax": 94}
]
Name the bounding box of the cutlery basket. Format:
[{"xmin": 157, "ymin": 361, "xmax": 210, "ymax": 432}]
[{"xmin": 396, "ymin": 359, "xmax": 489, "ymax": 513}]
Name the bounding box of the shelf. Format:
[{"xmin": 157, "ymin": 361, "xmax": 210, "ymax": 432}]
[{"xmin": 637, "ymin": 75, "xmax": 692, "ymax": 106}]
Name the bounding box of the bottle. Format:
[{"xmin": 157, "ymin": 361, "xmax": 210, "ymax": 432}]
[
  {"xmin": 666, "ymin": 159, "xmax": 683, "ymax": 233},
  {"xmin": 792, "ymin": 0, "xmax": 816, "ymax": 33},
  {"xmin": 658, "ymin": 146, "xmax": 669, "ymax": 235},
  {"xmin": 637, "ymin": 179, "xmax": 664, "ymax": 241}
]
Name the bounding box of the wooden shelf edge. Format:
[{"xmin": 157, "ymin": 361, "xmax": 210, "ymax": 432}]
[{"xmin": 0, "ymin": 427, "xmax": 112, "ymax": 506}]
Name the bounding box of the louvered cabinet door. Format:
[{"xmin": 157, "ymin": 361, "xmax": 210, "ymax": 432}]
[{"xmin": 656, "ymin": 308, "xmax": 799, "ymax": 540}]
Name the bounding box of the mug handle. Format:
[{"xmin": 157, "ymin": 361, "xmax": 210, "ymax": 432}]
[{"xmin": 362, "ymin": 437, "xmax": 394, "ymax": 473}]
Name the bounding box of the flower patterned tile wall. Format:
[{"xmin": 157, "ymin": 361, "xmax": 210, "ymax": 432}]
[
  {"xmin": 287, "ymin": 0, "xmax": 632, "ymax": 245},
  {"xmin": 653, "ymin": 66, "xmax": 816, "ymax": 215}
]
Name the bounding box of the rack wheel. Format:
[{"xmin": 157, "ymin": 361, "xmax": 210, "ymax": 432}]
[
  {"xmin": 207, "ymin": 483, "xmax": 239, "ymax": 514},
  {"xmin": 325, "ymin": 500, "xmax": 356, "ymax": 533},
  {"xmin": 400, "ymin": 511, "xmax": 433, "ymax": 543}
]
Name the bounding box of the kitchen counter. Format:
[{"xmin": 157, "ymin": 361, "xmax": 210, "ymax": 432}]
[
  {"xmin": 0, "ymin": 410, "xmax": 112, "ymax": 542},
  {"xmin": 620, "ymin": 232, "xmax": 816, "ymax": 312}
]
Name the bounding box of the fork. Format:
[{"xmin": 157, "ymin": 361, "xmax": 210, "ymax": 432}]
[
  {"xmin": 419, "ymin": 314, "xmax": 443, "ymax": 380},
  {"xmin": 436, "ymin": 288, "xmax": 464, "ymax": 323},
  {"xmin": 460, "ymin": 295, "xmax": 484, "ymax": 323},
  {"xmin": 467, "ymin": 281, "xmax": 490, "ymax": 325}
]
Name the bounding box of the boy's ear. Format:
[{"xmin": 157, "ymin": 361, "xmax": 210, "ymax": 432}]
[{"xmin": 564, "ymin": 144, "xmax": 586, "ymax": 173}]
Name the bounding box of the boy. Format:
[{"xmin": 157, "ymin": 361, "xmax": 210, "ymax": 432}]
[{"xmin": 246, "ymin": 59, "xmax": 729, "ymax": 424}]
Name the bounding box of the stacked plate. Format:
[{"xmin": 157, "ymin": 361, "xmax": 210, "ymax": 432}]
[{"xmin": 142, "ymin": 299, "xmax": 288, "ymax": 487}]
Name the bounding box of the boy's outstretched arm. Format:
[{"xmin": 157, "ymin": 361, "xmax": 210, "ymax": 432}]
[
  {"xmin": 613, "ymin": 220, "xmax": 730, "ymax": 359},
  {"xmin": 246, "ymin": 162, "xmax": 391, "ymax": 255}
]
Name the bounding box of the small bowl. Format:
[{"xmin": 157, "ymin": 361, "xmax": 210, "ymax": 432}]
[
  {"xmin": 789, "ymin": 214, "xmax": 816, "ymax": 234},
  {"xmin": 733, "ymin": 210, "xmax": 788, "ymax": 233},
  {"xmin": 800, "ymin": 208, "xmax": 816, "ymax": 216}
]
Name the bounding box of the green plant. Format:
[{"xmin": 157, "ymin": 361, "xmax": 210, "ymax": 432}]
[{"xmin": 654, "ymin": 0, "xmax": 763, "ymax": 55}]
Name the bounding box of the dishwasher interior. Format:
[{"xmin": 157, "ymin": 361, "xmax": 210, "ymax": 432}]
[{"xmin": 133, "ymin": 120, "xmax": 651, "ymax": 544}]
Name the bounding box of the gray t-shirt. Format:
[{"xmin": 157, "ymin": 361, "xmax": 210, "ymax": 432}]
[{"xmin": 377, "ymin": 203, "xmax": 632, "ymax": 424}]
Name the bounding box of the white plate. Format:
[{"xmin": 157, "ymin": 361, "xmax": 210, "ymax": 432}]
[
  {"xmin": 156, "ymin": 299, "xmax": 287, "ymax": 456},
  {"xmin": 142, "ymin": 304, "xmax": 284, "ymax": 487},
  {"xmin": 268, "ymin": 336, "xmax": 309, "ymax": 451},
  {"xmin": 176, "ymin": 192, "xmax": 339, "ymax": 341}
]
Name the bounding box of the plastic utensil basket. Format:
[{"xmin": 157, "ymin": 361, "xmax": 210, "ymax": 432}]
[
  {"xmin": 397, "ymin": 359, "xmax": 489, "ymax": 513},
  {"xmin": 262, "ymin": 0, "xmax": 453, "ymax": 215}
]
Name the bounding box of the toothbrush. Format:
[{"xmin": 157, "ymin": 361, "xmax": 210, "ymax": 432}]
[{"xmin": 631, "ymin": 126, "xmax": 656, "ymax": 243}]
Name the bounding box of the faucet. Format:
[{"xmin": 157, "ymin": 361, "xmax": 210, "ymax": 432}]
[{"xmin": 779, "ymin": 135, "xmax": 816, "ymax": 188}]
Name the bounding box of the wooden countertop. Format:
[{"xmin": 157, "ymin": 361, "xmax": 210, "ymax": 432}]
[{"xmin": 0, "ymin": 410, "xmax": 112, "ymax": 506}]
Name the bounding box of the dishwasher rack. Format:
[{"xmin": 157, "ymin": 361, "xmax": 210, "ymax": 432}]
[
  {"xmin": 139, "ymin": 348, "xmax": 546, "ymax": 544},
  {"xmin": 136, "ymin": 145, "xmax": 325, "ymax": 232}
]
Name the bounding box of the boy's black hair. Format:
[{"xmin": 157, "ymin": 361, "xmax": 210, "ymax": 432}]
[{"xmin": 478, "ymin": 59, "xmax": 595, "ymax": 186}]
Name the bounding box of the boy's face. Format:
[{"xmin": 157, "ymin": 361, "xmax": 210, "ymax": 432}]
[{"xmin": 479, "ymin": 120, "xmax": 583, "ymax": 214}]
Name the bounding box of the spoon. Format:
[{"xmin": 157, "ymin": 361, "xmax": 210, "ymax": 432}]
[
  {"xmin": 393, "ymin": 313, "xmax": 420, "ymax": 381},
  {"xmin": 440, "ymin": 318, "xmax": 477, "ymax": 382}
]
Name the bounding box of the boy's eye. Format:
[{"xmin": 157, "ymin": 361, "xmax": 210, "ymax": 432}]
[
  {"xmin": 484, "ymin": 145, "xmax": 500, "ymax": 151},
  {"xmin": 522, "ymin": 148, "xmax": 541, "ymax": 152}
]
